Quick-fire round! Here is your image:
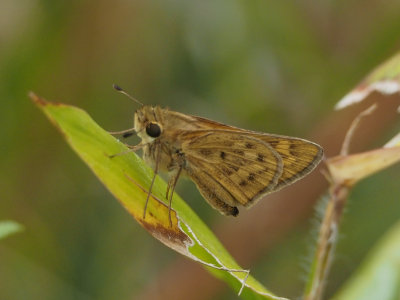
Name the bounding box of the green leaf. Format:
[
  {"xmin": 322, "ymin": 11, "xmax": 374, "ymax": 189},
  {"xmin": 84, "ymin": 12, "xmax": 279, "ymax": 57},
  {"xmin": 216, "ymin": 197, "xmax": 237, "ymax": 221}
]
[
  {"xmin": 0, "ymin": 220, "xmax": 24, "ymax": 240},
  {"xmin": 30, "ymin": 92, "xmax": 288, "ymax": 300},
  {"xmin": 336, "ymin": 51, "xmax": 400, "ymax": 109},
  {"xmin": 332, "ymin": 220, "xmax": 400, "ymax": 300}
]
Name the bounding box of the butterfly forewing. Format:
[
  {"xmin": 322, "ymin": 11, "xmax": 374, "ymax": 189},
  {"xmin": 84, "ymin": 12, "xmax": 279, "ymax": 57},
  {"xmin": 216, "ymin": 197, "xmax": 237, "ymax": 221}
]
[{"xmin": 255, "ymin": 135, "xmax": 323, "ymax": 189}]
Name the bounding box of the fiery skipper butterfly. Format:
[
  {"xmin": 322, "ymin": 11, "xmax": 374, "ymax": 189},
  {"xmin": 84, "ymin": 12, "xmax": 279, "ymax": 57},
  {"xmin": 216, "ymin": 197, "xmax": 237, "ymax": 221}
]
[{"xmin": 111, "ymin": 85, "xmax": 323, "ymax": 225}]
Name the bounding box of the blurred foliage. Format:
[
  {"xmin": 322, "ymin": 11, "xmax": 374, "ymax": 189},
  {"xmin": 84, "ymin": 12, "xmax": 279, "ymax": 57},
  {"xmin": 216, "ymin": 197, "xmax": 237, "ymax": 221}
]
[
  {"xmin": 1, "ymin": 1, "xmax": 400, "ymax": 299},
  {"xmin": 0, "ymin": 220, "xmax": 24, "ymax": 240},
  {"xmin": 332, "ymin": 219, "xmax": 400, "ymax": 300}
]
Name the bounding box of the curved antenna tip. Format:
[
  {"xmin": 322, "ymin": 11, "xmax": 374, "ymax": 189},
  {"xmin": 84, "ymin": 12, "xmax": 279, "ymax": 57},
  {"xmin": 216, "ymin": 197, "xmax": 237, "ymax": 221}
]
[
  {"xmin": 113, "ymin": 84, "xmax": 123, "ymax": 91},
  {"xmin": 112, "ymin": 84, "xmax": 144, "ymax": 106}
]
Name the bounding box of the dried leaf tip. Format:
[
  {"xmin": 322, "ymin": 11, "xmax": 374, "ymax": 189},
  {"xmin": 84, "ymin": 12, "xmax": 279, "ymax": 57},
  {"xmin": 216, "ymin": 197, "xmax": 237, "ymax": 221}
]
[
  {"xmin": 28, "ymin": 91, "xmax": 47, "ymax": 106},
  {"xmin": 28, "ymin": 91, "xmax": 37, "ymax": 100}
]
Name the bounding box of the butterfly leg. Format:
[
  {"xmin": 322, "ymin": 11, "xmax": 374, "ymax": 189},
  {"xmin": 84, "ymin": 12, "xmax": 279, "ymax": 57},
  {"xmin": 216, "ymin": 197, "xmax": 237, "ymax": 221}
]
[
  {"xmin": 165, "ymin": 178, "xmax": 171, "ymax": 201},
  {"xmin": 143, "ymin": 143, "xmax": 161, "ymax": 220},
  {"xmin": 108, "ymin": 143, "xmax": 145, "ymax": 158},
  {"xmin": 165, "ymin": 165, "xmax": 181, "ymax": 200},
  {"xmin": 166, "ymin": 166, "xmax": 183, "ymax": 227},
  {"xmin": 108, "ymin": 127, "xmax": 136, "ymax": 138}
]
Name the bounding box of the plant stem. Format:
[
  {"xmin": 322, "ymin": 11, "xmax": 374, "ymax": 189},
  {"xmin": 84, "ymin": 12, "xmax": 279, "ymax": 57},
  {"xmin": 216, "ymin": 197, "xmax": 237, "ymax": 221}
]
[{"xmin": 304, "ymin": 182, "xmax": 349, "ymax": 300}]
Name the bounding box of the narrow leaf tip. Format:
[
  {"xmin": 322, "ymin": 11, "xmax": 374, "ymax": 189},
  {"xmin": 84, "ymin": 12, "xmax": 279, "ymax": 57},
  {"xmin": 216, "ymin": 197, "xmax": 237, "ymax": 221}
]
[{"xmin": 29, "ymin": 91, "xmax": 48, "ymax": 106}]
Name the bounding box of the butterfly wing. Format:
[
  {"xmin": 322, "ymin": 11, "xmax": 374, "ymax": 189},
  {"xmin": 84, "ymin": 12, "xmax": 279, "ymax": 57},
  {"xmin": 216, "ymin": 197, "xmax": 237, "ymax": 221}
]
[
  {"xmin": 184, "ymin": 115, "xmax": 323, "ymax": 190},
  {"xmin": 181, "ymin": 131, "xmax": 286, "ymax": 214},
  {"xmin": 253, "ymin": 134, "xmax": 323, "ymax": 189},
  {"xmin": 180, "ymin": 130, "xmax": 322, "ymax": 215},
  {"xmin": 188, "ymin": 115, "xmax": 323, "ymax": 188}
]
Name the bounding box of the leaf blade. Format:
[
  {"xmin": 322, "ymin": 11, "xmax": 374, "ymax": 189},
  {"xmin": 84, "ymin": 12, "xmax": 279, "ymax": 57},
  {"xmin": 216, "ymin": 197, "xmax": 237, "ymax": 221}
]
[
  {"xmin": 332, "ymin": 220, "xmax": 400, "ymax": 300},
  {"xmin": 31, "ymin": 93, "xmax": 287, "ymax": 300},
  {"xmin": 336, "ymin": 51, "xmax": 400, "ymax": 110}
]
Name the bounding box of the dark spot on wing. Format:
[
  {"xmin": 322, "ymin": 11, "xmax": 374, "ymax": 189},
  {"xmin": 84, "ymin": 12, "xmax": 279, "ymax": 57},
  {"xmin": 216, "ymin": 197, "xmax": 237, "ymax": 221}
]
[
  {"xmin": 289, "ymin": 143, "xmax": 298, "ymax": 156},
  {"xmin": 257, "ymin": 153, "xmax": 265, "ymax": 162},
  {"xmin": 220, "ymin": 151, "xmax": 226, "ymax": 159},
  {"xmin": 248, "ymin": 173, "xmax": 255, "ymax": 181},
  {"xmin": 245, "ymin": 142, "xmax": 254, "ymax": 149},
  {"xmin": 231, "ymin": 207, "xmax": 239, "ymax": 216},
  {"xmin": 239, "ymin": 180, "xmax": 247, "ymax": 186}
]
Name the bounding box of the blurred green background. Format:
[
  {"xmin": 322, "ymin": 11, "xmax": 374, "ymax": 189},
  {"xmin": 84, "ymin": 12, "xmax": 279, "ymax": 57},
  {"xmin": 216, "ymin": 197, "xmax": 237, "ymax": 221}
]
[{"xmin": 1, "ymin": 1, "xmax": 399, "ymax": 299}]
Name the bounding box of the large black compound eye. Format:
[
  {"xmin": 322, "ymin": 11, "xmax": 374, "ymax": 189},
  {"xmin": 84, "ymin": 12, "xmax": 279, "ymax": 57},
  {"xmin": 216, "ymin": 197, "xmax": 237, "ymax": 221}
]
[{"xmin": 145, "ymin": 122, "xmax": 161, "ymax": 138}]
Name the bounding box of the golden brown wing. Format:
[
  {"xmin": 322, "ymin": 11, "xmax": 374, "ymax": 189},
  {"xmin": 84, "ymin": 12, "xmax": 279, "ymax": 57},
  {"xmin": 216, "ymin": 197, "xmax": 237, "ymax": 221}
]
[
  {"xmin": 183, "ymin": 115, "xmax": 323, "ymax": 189},
  {"xmin": 253, "ymin": 134, "xmax": 323, "ymax": 189},
  {"xmin": 181, "ymin": 131, "xmax": 284, "ymax": 212}
]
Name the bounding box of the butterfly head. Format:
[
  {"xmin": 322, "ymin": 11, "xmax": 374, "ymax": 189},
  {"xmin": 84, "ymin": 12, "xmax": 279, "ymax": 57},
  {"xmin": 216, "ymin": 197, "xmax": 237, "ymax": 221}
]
[
  {"xmin": 134, "ymin": 106, "xmax": 164, "ymax": 143},
  {"xmin": 112, "ymin": 84, "xmax": 164, "ymax": 143}
]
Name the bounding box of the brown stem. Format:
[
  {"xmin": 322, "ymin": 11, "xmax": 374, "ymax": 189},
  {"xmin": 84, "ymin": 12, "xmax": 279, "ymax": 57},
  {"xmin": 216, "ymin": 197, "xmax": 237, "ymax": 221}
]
[
  {"xmin": 340, "ymin": 104, "xmax": 377, "ymax": 156},
  {"xmin": 304, "ymin": 182, "xmax": 349, "ymax": 300},
  {"xmin": 304, "ymin": 98, "xmax": 390, "ymax": 300}
]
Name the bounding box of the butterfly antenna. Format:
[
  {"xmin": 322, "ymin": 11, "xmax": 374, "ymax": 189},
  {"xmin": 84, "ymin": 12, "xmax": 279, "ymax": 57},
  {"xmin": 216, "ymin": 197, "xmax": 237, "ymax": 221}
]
[{"xmin": 113, "ymin": 84, "xmax": 144, "ymax": 106}]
